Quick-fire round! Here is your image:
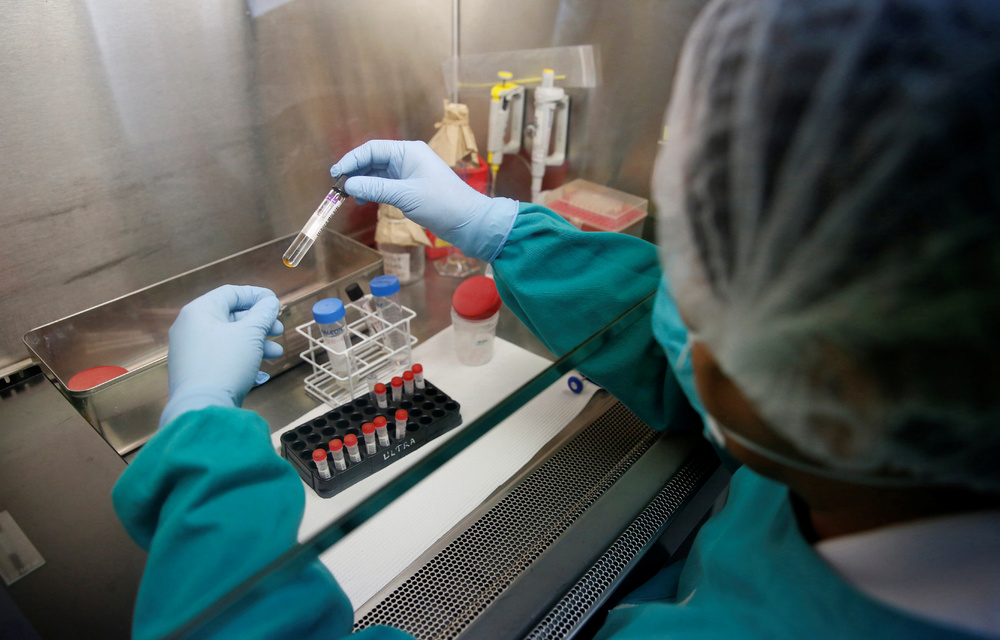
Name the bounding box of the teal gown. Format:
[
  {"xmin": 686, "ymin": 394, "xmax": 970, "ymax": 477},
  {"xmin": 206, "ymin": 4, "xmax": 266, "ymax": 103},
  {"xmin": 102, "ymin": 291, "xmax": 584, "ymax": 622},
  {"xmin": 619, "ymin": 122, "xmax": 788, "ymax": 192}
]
[{"xmin": 112, "ymin": 203, "xmax": 980, "ymax": 639}]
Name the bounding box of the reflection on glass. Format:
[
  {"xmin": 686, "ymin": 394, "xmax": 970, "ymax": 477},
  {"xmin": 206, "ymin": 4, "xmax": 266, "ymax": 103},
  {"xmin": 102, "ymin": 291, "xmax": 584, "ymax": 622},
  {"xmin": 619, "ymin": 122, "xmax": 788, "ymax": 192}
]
[{"xmin": 162, "ymin": 292, "xmax": 659, "ymax": 639}]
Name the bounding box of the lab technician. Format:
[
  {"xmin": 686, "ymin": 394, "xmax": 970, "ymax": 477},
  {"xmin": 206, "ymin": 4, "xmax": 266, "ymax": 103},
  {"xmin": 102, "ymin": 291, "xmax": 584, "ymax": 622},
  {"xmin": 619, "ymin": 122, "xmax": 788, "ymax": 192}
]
[{"xmin": 113, "ymin": 0, "xmax": 1000, "ymax": 638}]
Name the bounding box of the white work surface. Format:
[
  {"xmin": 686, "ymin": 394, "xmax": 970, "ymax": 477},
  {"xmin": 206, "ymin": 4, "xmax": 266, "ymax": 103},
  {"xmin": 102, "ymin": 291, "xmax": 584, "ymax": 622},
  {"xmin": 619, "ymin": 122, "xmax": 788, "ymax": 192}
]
[{"xmin": 271, "ymin": 327, "xmax": 600, "ymax": 609}]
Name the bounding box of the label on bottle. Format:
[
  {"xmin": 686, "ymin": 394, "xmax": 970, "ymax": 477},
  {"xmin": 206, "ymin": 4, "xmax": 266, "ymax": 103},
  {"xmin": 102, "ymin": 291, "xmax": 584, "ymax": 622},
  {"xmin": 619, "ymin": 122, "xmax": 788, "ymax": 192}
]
[
  {"xmin": 381, "ymin": 251, "xmax": 411, "ymax": 281},
  {"xmin": 320, "ymin": 325, "xmax": 349, "ymax": 352},
  {"xmin": 323, "ymin": 329, "xmax": 347, "ymax": 351},
  {"xmin": 319, "ymin": 325, "xmax": 351, "ymax": 380}
]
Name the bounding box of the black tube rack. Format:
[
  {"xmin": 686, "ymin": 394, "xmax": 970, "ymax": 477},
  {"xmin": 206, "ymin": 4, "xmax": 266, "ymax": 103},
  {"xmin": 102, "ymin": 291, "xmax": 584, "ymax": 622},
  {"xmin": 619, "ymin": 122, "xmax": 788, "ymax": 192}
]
[{"xmin": 280, "ymin": 381, "xmax": 462, "ymax": 498}]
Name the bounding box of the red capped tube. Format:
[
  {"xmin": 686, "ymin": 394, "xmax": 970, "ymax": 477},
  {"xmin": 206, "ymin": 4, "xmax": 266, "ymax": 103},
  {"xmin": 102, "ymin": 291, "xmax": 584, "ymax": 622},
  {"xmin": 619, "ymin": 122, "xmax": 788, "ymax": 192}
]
[
  {"xmin": 391, "ymin": 376, "xmax": 403, "ymax": 402},
  {"xmin": 411, "ymin": 363, "xmax": 425, "ymax": 390},
  {"xmin": 395, "ymin": 409, "xmax": 408, "ymax": 440},
  {"xmin": 362, "ymin": 422, "xmax": 377, "ymax": 454},
  {"xmin": 344, "ymin": 433, "xmax": 362, "ymax": 463},
  {"xmin": 374, "ymin": 382, "xmax": 388, "ymax": 409},
  {"xmin": 373, "ymin": 415, "xmax": 390, "ymax": 447},
  {"xmin": 313, "ymin": 448, "xmax": 332, "ymax": 480},
  {"xmin": 402, "ymin": 370, "xmax": 415, "ymax": 395},
  {"xmin": 329, "ymin": 438, "xmax": 347, "ymax": 471}
]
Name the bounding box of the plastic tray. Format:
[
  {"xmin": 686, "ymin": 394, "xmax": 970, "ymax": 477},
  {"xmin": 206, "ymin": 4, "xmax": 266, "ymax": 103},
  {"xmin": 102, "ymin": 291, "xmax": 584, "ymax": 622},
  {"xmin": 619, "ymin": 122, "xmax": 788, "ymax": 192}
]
[
  {"xmin": 544, "ymin": 179, "xmax": 649, "ymax": 235},
  {"xmin": 280, "ymin": 381, "xmax": 461, "ymax": 498}
]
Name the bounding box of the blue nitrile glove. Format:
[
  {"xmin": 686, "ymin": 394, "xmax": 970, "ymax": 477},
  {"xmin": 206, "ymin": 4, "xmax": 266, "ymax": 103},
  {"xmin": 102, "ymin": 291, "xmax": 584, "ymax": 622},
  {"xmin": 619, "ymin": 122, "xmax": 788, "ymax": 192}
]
[
  {"xmin": 330, "ymin": 140, "xmax": 519, "ymax": 262},
  {"xmin": 160, "ymin": 285, "xmax": 284, "ymax": 428}
]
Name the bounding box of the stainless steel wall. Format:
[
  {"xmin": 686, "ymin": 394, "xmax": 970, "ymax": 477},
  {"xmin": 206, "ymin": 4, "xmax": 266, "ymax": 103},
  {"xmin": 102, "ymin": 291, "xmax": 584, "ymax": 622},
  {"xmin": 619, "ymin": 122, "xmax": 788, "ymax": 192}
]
[
  {"xmin": 0, "ymin": 0, "xmax": 450, "ymax": 375},
  {"xmin": 0, "ymin": 0, "xmax": 706, "ymax": 375}
]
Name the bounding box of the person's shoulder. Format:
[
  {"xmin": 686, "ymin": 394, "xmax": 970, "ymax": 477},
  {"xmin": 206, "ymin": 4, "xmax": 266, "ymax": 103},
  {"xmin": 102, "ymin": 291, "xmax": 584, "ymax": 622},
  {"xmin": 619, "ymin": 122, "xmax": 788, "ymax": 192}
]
[{"xmin": 714, "ymin": 466, "xmax": 795, "ymax": 529}]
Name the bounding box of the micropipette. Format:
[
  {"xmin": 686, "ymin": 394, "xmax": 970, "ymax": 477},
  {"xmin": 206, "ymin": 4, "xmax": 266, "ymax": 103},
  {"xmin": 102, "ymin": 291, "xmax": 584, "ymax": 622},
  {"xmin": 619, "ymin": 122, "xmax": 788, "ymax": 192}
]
[{"xmin": 283, "ymin": 175, "xmax": 350, "ymax": 268}]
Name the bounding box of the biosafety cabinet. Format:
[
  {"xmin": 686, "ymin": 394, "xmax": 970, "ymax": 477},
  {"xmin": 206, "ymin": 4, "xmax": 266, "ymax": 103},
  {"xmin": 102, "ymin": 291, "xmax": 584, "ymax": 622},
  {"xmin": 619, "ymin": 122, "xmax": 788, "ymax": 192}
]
[
  {"xmin": 0, "ymin": 1, "xmax": 716, "ymax": 637},
  {"xmin": 7, "ymin": 257, "xmax": 728, "ymax": 639},
  {"xmin": 139, "ymin": 275, "xmax": 729, "ymax": 639}
]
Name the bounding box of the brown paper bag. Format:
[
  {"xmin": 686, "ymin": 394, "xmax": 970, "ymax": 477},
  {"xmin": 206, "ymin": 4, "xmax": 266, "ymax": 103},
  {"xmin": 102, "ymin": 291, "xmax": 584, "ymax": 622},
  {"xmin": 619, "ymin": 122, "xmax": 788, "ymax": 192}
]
[
  {"xmin": 427, "ymin": 100, "xmax": 480, "ymax": 168},
  {"xmin": 375, "ymin": 203, "xmax": 431, "ymax": 247}
]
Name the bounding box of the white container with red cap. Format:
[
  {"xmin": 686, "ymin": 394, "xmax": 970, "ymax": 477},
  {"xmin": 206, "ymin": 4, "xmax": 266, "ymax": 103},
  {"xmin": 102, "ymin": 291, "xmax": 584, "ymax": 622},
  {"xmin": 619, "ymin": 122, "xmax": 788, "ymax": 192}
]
[{"xmin": 451, "ymin": 275, "xmax": 502, "ymax": 366}]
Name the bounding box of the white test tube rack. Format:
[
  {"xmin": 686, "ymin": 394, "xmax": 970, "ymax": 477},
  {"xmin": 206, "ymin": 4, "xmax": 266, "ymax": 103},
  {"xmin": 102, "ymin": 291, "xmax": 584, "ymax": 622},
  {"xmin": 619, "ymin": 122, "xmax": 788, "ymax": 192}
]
[{"xmin": 296, "ymin": 300, "xmax": 418, "ymax": 407}]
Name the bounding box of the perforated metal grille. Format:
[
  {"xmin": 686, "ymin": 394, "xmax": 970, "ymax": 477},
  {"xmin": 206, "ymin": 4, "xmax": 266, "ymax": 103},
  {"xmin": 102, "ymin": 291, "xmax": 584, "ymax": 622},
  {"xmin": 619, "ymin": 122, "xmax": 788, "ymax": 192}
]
[
  {"xmin": 524, "ymin": 455, "xmax": 715, "ymax": 640},
  {"xmin": 353, "ymin": 402, "xmax": 659, "ymax": 639}
]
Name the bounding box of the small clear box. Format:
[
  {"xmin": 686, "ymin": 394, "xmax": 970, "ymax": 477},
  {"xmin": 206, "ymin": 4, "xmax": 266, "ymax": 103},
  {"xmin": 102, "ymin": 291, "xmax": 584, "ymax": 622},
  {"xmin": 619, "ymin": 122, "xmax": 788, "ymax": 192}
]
[{"xmin": 544, "ymin": 179, "xmax": 649, "ymax": 236}]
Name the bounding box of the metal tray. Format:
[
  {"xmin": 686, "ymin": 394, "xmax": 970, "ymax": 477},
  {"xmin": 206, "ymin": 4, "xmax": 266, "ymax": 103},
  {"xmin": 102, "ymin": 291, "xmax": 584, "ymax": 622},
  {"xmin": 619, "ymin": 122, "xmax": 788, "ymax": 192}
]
[{"xmin": 23, "ymin": 231, "xmax": 383, "ymax": 456}]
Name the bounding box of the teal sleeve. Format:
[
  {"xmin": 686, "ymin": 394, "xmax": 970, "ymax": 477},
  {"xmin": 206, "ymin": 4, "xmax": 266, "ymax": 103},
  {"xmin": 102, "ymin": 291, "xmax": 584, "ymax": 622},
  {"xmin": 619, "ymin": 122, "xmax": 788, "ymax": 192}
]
[
  {"xmin": 112, "ymin": 407, "xmax": 410, "ymax": 640},
  {"xmin": 492, "ymin": 203, "xmax": 688, "ymax": 430}
]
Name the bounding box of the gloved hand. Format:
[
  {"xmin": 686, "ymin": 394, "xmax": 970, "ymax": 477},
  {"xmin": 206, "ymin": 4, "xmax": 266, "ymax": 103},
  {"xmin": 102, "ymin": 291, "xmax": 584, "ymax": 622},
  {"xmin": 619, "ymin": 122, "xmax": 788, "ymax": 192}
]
[
  {"xmin": 160, "ymin": 285, "xmax": 284, "ymax": 428},
  {"xmin": 330, "ymin": 140, "xmax": 519, "ymax": 262}
]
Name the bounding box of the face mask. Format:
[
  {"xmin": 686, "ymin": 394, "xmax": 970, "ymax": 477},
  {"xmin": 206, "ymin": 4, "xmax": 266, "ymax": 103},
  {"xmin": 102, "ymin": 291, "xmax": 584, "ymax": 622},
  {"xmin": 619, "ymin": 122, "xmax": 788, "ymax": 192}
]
[
  {"xmin": 652, "ymin": 280, "xmax": 706, "ymax": 415},
  {"xmin": 703, "ymin": 413, "xmax": 728, "ymax": 448},
  {"xmin": 656, "ymin": 284, "xmax": 918, "ymax": 486},
  {"xmin": 676, "ymin": 331, "xmax": 695, "ymax": 371},
  {"xmin": 674, "ymin": 330, "xmax": 727, "ymax": 448},
  {"xmin": 710, "ymin": 414, "xmax": 922, "ymax": 487}
]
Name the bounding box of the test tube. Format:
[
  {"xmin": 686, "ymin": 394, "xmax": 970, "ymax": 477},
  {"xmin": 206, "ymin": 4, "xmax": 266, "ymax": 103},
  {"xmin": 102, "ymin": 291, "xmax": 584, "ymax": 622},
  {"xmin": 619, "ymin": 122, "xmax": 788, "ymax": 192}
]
[
  {"xmin": 391, "ymin": 376, "xmax": 403, "ymax": 402},
  {"xmin": 395, "ymin": 409, "xmax": 408, "ymax": 440},
  {"xmin": 283, "ymin": 176, "xmax": 350, "ymax": 268},
  {"xmin": 412, "ymin": 363, "xmax": 425, "ymax": 390},
  {"xmin": 367, "ymin": 372, "xmax": 379, "ymax": 398},
  {"xmin": 344, "ymin": 433, "xmax": 362, "ymax": 463},
  {"xmin": 362, "ymin": 422, "xmax": 377, "ymax": 455},
  {"xmin": 374, "ymin": 416, "xmax": 390, "ymax": 447},
  {"xmin": 313, "ymin": 449, "xmax": 332, "ymax": 480},
  {"xmin": 374, "ymin": 383, "xmax": 388, "ymax": 409},
  {"xmin": 402, "ymin": 370, "xmax": 415, "ymax": 395},
  {"xmin": 329, "ymin": 439, "xmax": 347, "ymax": 471}
]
